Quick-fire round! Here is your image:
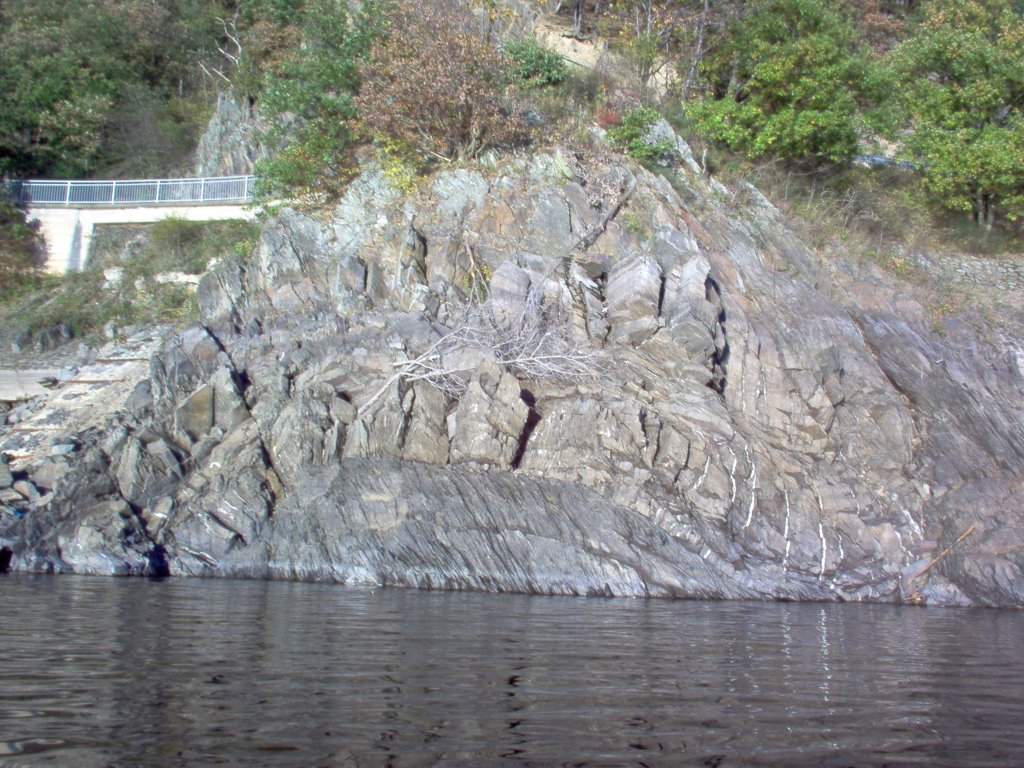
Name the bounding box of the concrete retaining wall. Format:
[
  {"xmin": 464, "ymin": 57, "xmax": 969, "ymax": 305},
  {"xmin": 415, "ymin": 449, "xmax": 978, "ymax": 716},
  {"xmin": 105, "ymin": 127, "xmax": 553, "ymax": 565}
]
[{"xmin": 28, "ymin": 204, "xmax": 257, "ymax": 273}]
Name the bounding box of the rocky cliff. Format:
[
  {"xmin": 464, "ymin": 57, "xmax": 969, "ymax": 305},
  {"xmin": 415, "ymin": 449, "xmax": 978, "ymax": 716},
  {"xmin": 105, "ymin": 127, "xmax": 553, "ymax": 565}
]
[
  {"xmin": 194, "ymin": 92, "xmax": 270, "ymax": 177},
  {"xmin": 2, "ymin": 134, "xmax": 1023, "ymax": 607}
]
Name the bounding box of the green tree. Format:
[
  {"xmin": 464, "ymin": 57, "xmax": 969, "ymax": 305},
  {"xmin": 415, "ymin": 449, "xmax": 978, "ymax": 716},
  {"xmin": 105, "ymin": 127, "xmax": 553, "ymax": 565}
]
[
  {"xmin": 890, "ymin": 0, "xmax": 1024, "ymax": 229},
  {"xmin": 0, "ymin": 0, "xmax": 229, "ymax": 178},
  {"xmin": 688, "ymin": 0, "xmax": 871, "ymax": 163},
  {"xmin": 256, "ymin": 0, "xmax": 389, "ymax": 200},
  {"xmin": 241, "ymin": 0, "xmax": 305, "ymax": 27},
  {"xmin": 0, "ymin": 2, "xmax": 120, "ymax": 176},
  {"xmin": 0, "ymin": 202, "xmax": 44, "ymax": 296}
]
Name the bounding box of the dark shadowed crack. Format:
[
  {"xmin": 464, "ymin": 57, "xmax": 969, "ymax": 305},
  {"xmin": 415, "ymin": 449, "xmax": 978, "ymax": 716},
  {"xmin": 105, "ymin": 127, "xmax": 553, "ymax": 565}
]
[
  {"xmin": 705, "ymin": 276, "xmax": 729, "ymax": 394},
  {"xmin": 511, "ymin": 389, "xmax": 541, "ymax": 471}
]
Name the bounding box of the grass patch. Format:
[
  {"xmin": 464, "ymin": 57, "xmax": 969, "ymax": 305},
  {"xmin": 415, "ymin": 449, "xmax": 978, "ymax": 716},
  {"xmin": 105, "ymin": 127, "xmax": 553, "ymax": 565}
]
[
  {"xmin": 702, "ymin": 149, "xmax": 1023, "ymax": 262},
  {"xmin": 115, "ymin": 217, "xmax": 259, "ymax": 275},
  {"xmin": 695, "ymin": 153, "xmax": 1023, "ymax": 336},
  {"xmin": 0, "ymin": 218, "xmax": 259, "ymax": 347}
]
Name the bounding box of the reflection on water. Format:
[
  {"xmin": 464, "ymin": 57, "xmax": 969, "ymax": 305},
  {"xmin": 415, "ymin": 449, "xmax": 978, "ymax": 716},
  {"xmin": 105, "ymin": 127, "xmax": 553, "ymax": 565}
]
[{"xmin": 0, "ymin": 574, "xmax": 1022, "ymax": 766}]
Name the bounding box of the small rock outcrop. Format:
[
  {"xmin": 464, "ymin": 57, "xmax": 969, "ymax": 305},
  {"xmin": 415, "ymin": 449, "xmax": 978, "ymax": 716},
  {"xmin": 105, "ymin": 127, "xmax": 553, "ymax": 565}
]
[
  {"xmin": 3, "ymin": 135, "xmax": 1022, "ymax": 607},
  {"xmin": 194, "ymin": 92, "xmax": 269, "ymax": 177}
]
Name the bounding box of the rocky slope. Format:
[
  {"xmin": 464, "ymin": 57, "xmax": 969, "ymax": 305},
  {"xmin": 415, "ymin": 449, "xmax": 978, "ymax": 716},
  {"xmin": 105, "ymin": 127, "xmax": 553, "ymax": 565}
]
[
  {"xmin": 2, "ymin": 132, "xmax": 1022, "ymax": 607},
  {"xmin": 194, "ymin": 92, "xmax": 270, "ymax": 177}
]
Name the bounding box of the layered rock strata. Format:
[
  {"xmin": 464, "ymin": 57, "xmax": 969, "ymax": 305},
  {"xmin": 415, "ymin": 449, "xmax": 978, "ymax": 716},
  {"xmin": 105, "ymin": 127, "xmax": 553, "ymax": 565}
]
[{"xmin": 2, "ymin": 143, "xmax": 1022, "ymax": 607}]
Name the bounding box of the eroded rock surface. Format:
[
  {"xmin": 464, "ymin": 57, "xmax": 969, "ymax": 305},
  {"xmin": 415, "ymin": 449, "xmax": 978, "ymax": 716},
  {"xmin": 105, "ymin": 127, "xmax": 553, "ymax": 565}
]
[
  {"xmin": 3, "ymin": 141, "xmax": 1022, "ymax": 607},
  {"xmin": 194, "ymin": 92, "xmax": 269, "ymax": 177}
]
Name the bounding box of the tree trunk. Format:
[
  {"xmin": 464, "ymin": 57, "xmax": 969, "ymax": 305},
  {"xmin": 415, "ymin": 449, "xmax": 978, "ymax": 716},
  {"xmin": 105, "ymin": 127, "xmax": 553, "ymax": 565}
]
[
  {"xmin": 726, "ymin": 1, "xmax": 747, "ymax": 98},
  {"xmin": 974, "ymin": 189, "xmax": 995, "ymax": 231},
  {"xmin": 683, "ymin": 0, "xmax": 711, "ymax": 102}
]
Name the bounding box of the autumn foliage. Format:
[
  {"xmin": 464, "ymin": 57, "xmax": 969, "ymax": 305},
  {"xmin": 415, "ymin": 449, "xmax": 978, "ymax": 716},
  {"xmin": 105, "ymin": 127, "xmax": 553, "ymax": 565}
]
[{"xmin": 356, "ymin": 2, "xmax": 528, "ymax": 162}]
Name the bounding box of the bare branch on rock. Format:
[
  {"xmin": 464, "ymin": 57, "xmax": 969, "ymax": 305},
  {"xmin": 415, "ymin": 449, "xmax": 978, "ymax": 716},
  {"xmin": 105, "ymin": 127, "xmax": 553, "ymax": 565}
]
[{"xmin": 359, "ymin": 285, "xmax": 606, "ymax": 417}]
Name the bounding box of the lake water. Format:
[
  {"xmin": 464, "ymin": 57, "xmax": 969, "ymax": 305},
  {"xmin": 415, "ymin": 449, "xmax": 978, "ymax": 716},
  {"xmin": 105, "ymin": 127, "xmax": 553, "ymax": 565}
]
[{"xmin": 0, "ymin": 575, "xmax": 1021, "ymax": 767}]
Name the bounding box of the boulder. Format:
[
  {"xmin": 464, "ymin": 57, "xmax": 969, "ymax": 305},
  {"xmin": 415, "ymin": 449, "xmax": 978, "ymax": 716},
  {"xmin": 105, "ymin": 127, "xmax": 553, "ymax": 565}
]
[
  {"xmin": 12, "ymin": 480, "xmax": 39, "ymax": 503},
  {"xmin": 606, "ymin": 254, "xmax": 663, "ymax": 345},
  {"xmin": 175, "ymin": 384, "xmax": 214, "ymax": 442},
  {"xmin": 449, "ymin": 363, "xmax": 530, "ymax": 468},
  {"xmin": 487, "ymin": 262, "xmax": 532, "ymax": 329}
]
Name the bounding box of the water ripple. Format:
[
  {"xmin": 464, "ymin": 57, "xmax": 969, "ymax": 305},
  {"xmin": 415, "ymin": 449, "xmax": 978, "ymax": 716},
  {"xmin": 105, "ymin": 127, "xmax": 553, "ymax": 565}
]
[{"xmin": 1, "ymin": 575, "xmax": 1022, "ymax": 766}]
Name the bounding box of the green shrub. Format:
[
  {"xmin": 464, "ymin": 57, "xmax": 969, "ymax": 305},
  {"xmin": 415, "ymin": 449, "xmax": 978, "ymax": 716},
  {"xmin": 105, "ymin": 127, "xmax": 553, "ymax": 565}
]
[
  {"xmin": 373, "ymin": 137, "xmax": 421, "ymax": 194},
  {"xmin": 504, "ymin": 38, "xmax": 567, "ymax": 88},
  {"xmin": 10, "ymin": 269, "xmax": 118, "ymax": 338},
  {"xmin": 1, "ymin": 218, "xmax": 260, "ymax": 345},
  {"xmin": 0, "ymin": 203, "xmax": 45, "ymax": 300},
  {"xmin": 607, "ymin": 107, "xmax": 673, "ymax": 160},
  {"xmin": 256, "ymin": 0, "xmax": 389, "ymax": 200},
  {"xmin": 688, "ymin": 0, "xmax": 869, "ymax": 164},
  {"xmin": 148, "ymin": 218, "xmax": 205, "ymax": 273},
  {"xmin": 148, "ymin": 281, "xmax": 199, "ymax": 322},
  {"xmin": 141, "ymin": 218, "xmax": 259, "ymax": 276}
]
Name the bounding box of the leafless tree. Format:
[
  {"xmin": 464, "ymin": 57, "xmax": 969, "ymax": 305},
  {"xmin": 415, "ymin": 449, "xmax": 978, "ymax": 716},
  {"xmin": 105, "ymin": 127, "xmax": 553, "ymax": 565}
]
[
  {"xmin": 199, "ymin": 13, "xmax": 243, "ymax": 86},
  {"xmin": 682, "ymin": 0, "xmax": 711, "ymax": 101},
  {"xmin": 359, "ymin": 285, "xmax": 606, "ymax": 416}
]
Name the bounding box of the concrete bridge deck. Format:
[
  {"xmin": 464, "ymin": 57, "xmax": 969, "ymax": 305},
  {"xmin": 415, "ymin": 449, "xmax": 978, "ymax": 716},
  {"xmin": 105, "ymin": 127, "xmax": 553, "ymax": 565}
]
[{"xmin": 8, "ymin": 176, "xmax": 259, "ymax": 273}]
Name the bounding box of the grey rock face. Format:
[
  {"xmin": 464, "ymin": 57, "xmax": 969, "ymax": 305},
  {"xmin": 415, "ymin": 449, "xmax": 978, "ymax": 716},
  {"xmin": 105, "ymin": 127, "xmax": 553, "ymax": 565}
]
[
  {"xmin": 12, "ymin": 479, "xmax": 39, "ymax": 503},
  {"xmin": 35, "ymin": 324, "xmax": 72, "ymax": 352},
  {"xmin": 487, "ymin": 263, "xmax": 532, "ymax": 329},
  {"xmin": 2, "ymin": 151, "xmax": 1022, "ymax": 607},
  {"xmin": 449, "ymin": 364, "xmax": 529, "ymax": 468},
  {"xmin": 175, "ymin": 385, "xmax": 214, "ymax": 442},
  {"xmin": 220, "ymin": 458, "xmax": 750, "ymax": 598},
  {"xmin": 194, "ymin": 92, "xmax": 269, "ymax": 177},
  {"xmin": 606, "ymin": 255, "xmax": 662, "ymax": 345}
]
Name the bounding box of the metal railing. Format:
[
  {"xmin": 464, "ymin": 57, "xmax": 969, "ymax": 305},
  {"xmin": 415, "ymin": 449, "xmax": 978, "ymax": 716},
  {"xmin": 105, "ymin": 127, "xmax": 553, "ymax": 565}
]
[{"xmin": 6, "ymin": 175, "xmax": 256, "ymax": 207}]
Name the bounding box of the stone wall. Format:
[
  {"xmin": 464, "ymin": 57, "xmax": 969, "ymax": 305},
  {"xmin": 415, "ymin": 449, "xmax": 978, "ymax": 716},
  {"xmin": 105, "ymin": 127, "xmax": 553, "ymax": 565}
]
[{"xmin": 911, "ymin": 250, "xmax": 1024, "ymax": 293}]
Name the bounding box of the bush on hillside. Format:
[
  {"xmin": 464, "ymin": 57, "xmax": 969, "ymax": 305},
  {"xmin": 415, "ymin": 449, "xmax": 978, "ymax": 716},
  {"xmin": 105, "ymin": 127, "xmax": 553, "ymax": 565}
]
[
  {"xmin": 503, "ymin": 38, "xmax": 568, "ymax": 88},
  {"xmin": 356, "ymin": 2, "xmax": 529, "ymax": 162},
  {"xmin": 0, "ymin": 203, "xmax": 44, "ymax": 299},
  {"xmin": 256, "ymin": 0, "xmax": 389, "ymax": 200},
  {"xmin": 607, "ymin": 107, "xmax": 673, "ymax": 160},
  {"xmin": 888, "ymin": 0, "xmax": 1024, "ymax": 229}
]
